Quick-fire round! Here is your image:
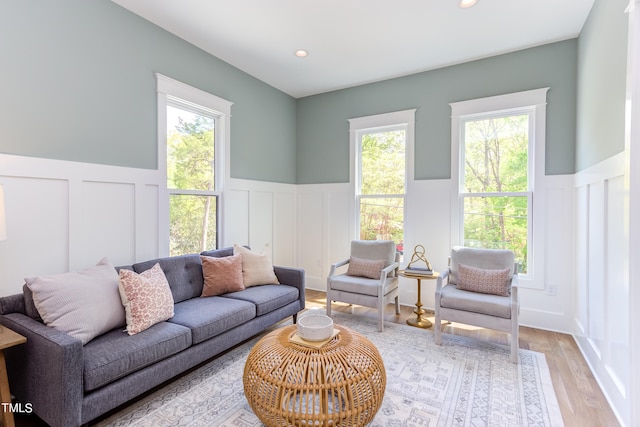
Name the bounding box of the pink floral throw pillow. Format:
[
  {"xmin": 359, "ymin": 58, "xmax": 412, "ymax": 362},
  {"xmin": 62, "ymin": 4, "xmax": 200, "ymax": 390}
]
[
  {"xmin": 456, "ymin": 263, "xmax": 511, "ymax": 296},
  {"xmin": 346, "ymin": 256, "xmax": 386, "ymax": 279},
  {"xmin": 118, "ymin": 263, "xmax": 174, "ymax": 335}
]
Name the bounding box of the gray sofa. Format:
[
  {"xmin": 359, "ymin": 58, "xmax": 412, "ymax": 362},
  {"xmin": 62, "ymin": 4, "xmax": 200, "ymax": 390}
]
[{"xmin": 0, "ymin": 247, "xmax": 305, "ymax": 427}]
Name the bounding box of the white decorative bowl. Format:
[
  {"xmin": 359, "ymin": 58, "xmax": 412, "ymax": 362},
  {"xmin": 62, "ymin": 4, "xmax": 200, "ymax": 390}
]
[{"xmin": 297, "ymin": 314, "xmax": 334, "ymax": 341}]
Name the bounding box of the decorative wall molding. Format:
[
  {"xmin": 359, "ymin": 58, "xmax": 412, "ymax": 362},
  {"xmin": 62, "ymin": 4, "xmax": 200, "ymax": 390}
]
[
  {"xmin": 0, "ymin": 153, "xmax": 162, "ymax": 296},
  {"xmin": 0, "ymin": 155, "xmax": 298, "ymax": 297},
  {"xmin": 1, "ymin": 148, "xmax": 631, "ymax": 424},
  {"xmin": 297, "ymin": 174, "xmax": 576, "ymax": 333},
  {"xmin": 573, "ymin": 151, "xmax": 628, "ymax": 425}
]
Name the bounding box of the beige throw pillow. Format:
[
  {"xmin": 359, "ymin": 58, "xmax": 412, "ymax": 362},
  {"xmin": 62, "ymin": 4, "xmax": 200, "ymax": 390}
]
[
  {"xmin": 201, "ymin": 254, "xmax": 245, "ymax": 297},
  {"xmin": 25, "ymin": 258, "xmax": 125, "ymax": 345},
  {"xmin": 346, "ymin": 256, "xmax": 386, "ymax": 279},
  {"xmin": 118, "ymin": 263, "xmax": 174, "ymax": 335},
  {"xmin": 456, "ymin": 263, "xmax": 511, "ymax": 296},
  {"xmin": 233, "ymin": 244, "xmax": 280, "ymax": 287}
]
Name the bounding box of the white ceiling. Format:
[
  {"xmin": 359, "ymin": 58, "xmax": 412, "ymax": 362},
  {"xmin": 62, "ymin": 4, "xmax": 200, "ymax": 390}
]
[{"xmin": 112, "ymin": 0, "xmax": 594, "ymax": 98}]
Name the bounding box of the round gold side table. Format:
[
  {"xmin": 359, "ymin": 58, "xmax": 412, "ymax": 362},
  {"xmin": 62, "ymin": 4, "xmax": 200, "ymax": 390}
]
[
  {"xmin": 398, "ymin": 270, "xmax": 439, "ymax": 328},
  {"xmin": 243, "ymin": 324, "xmax": 386, "ymax": 427}
]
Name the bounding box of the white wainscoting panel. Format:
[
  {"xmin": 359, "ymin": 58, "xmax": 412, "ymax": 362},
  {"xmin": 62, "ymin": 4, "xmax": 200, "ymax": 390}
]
[
  {"xmin": 573, "ymin": 152, "xmax": 629, "ymax": 424},
  {"xmin": 326, "ymin": 189, "xmax": 351, "ymax": 268},
  {"xmin": 606, "ymin": 175, "xmax": 629, "ymax": 393},
  {"xmin": 273, "ymin": 191, "xmax": 295, "ymax": 267},
  {"xmin": 222, "ymin": 179, "xmax": 297, "ymax": 266},
  {"xmin": 403, "ymin": 179, "xmax": 452, "ymax": 309},
  {"xmin": 575, "ymin": 185, "xmax": 589, "ymax": 335},
  {"xmin": 296, "ymin": 189, "xmax": 327, "ymax": 289},
  {"xmin": 516, "ymin": 175, "xmax": 575, "ymax": 332},
  {"xmin": 223, "ymin": 189, "xmax": 250, "ymax": 247},
  {"xmin": 0, "ymin": 153, "xmax": 162, "ymax": 296},
  {"xmin": 588, "ymin": 180, "xmax": 605, "ymax": 357},
  {"xmin": 0, "ymin": 176, "xmax": 69, "ymax": 294},
  {"xmin": 76, "ymin": 181, "xmax": 136, "ymax": 270},
  {"xmin": 137, "ymin": 184, "xmax": 160, "ymax": 262},
  {"xmin": 249, "ymin": 191, "xmax": 274, "ymax": 252}
]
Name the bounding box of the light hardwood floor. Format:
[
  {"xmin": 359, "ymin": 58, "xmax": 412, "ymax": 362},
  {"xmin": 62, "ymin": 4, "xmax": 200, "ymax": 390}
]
[
  {"xmin": 16, "ymin": 289, "xmax": 621, "ymax": 427},
  {"xmin": 309, "ymin": 289, "xmax": 620, "ymax": 427}
]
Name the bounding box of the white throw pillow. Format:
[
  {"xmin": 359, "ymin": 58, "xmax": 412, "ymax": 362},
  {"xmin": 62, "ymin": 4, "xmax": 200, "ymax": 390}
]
[
  {"xmin": 233, "ymin": 244, "xmax": 280, "ymax": 287},
  {"xmin": 25, "ymin": 258, "xmax": 126, "ymax": 345}
]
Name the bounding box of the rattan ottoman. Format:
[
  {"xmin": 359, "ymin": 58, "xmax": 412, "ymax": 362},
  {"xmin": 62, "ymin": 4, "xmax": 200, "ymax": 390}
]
[{"xmin": 243, "ymin": 324, "xmax": 386, "ymax": 427}]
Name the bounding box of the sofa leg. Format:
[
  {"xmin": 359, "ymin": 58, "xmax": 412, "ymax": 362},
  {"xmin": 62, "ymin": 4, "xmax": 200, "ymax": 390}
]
[{"xmin": 292, "ymin": 313, "xmax": 298, "ymax": 324}]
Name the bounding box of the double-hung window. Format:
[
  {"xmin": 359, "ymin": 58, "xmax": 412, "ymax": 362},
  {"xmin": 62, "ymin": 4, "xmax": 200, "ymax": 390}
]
[
  {"xmin": 349, "ymin": 110, "xmax": 415, "ymax": 255},
  {"xmin": 451, "ymin": 89, "xmax": 548, "ymax": 278},
  {"xmin": 156, "ymin": 74, "xmax": 232, "ymax": 256}
]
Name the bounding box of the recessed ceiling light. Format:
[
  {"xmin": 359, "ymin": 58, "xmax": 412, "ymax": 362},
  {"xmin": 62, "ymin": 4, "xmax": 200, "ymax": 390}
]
[
  {"xmin": 460, "ymin": 0, "xmax": 477, "ymax": 8},
  {"xmin": 295, "ymin": 50, "xmax": 308, "ymax": 58}
]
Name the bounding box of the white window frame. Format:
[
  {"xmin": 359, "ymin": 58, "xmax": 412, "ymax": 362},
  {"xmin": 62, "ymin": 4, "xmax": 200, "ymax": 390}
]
[
  {"xmin": 450, "ymin": 88, "xmax": 548, "ymax": 286},
  {"xmin": 156, "ymin": 73, "xmax": 233, "ymax": 256},
  {"xmin": 348, "ymin": 109, "xmax": 416, "ymax": 242}
]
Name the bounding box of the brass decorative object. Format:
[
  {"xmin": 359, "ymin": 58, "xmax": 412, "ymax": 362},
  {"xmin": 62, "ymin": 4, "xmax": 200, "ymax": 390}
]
[
  {"xmin": 406, "ymin": 244, "xmax": 433, "ymax": 273},
  {"xmin": 243, "ymin": 324, "xmax": 386, "ymax": 426}
]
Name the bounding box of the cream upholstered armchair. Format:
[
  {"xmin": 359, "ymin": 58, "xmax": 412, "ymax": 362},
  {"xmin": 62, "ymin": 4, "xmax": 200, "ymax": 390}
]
[
  {"xmin": 434, "ymin": 246, "xmax": 520, "ymax": 363},
  {"xmin": 326, "ymin": 240, "xmax": 400, "ymax": 332}
]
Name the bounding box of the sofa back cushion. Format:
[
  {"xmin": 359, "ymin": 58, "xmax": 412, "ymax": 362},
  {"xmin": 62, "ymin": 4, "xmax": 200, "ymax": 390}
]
[
  {"xmin": 201, "ymin": 247, "xmax": 235, "ymax": 258},
  {"xmin": 22, "ymin": 284, "xmax": 42, "ymax": 321},
  {"xmin": 132, "ymin": 254, "xmax": 203, "ymax": 304}
]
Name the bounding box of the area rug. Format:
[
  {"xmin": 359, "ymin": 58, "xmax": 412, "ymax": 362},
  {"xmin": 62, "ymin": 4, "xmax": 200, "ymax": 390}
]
[{"xmin": 95, "ymin": 312, "xmax": 563, "ymax": 427}]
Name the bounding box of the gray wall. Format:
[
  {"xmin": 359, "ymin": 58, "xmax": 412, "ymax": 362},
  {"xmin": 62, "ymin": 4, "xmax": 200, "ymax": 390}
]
[
  {"xmin": 576, "ymin": 0, "xmax": 629, "ymax": 171},
  {"xmin": 3, "ymin": 1, "xmax": 625, "ymax": 184},
  {"xmin": 296, "ymin": 40, "xmax": 578, "ymax": 184},
  {"xmin": 0, "ymin": 0, "xmax": 297, "ymax": 184}
]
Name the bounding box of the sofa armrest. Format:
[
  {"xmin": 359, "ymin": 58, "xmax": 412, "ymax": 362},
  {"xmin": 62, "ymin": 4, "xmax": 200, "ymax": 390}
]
[
  {"xmin": 0, "ymin": 294, "xmax": 25, "ymax": 315},
  {"xmin": 274, "ymin": 266, "xmax": 306, "ymax": 310},
  {"xmin": 0, "ymin": 313, "xmax": 84, "ymax": 427}
]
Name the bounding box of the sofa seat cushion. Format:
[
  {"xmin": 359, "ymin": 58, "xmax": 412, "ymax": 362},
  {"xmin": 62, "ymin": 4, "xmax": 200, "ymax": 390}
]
[
  {"xmin": 439, "ymin": 284, "xmax": 512, "ymax": 319},
  {"xmin": 169, "ymin": 297, "xmax": 256, "ymax": 344},
  {"xmin": 221, "ymin": 285, "xmax": 299, "ymax": 316},
  {"xmin": 329, "ymin": 275, "xmax": 398, "ymax": 297},
  {"xmin": 83, "ymin": 322, "xmax": 191, "ymax": 392}
]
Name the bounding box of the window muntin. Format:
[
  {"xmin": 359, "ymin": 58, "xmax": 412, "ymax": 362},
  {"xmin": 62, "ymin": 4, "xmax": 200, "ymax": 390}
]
[{"xmin": 460, "ymin": 111, "xmax": 532, "ymax": 273}]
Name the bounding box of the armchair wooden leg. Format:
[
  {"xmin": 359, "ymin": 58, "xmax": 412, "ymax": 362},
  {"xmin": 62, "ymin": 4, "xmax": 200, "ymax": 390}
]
[
  {"xmin": 511, "ymin": 325, "xmax": 519, "ymax": 364},
  {"xmin": 394, "ymin": 296, "xmax": 400, "ymax": 315}
]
